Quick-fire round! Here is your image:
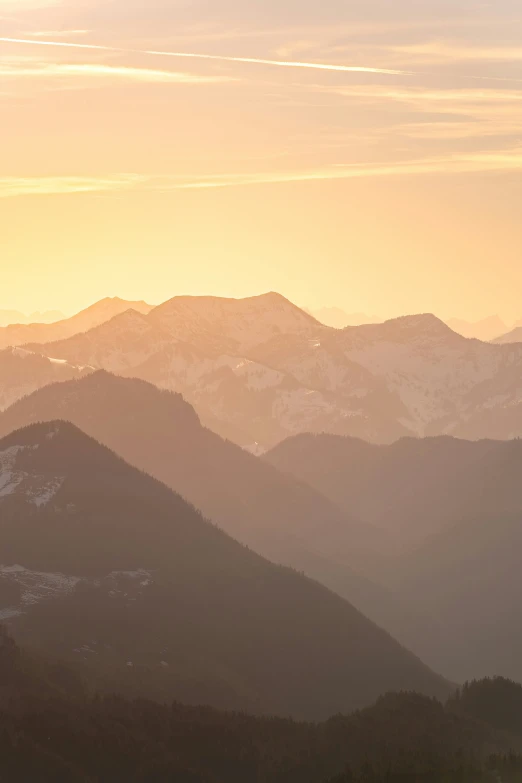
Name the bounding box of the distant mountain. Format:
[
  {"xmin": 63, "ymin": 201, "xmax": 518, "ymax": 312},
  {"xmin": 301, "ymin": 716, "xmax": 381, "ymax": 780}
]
[
  {"xmin": 493, "ymin": 326, "xmax": 522, "ymax": 345},
  {"xmin": 266, "ymin": 432, "xmax": 522, "ymax": 683},
  {"xmin": 311, "ymin": 308, "xmax": 382, "ymax": 329},
  {"xmin": 446, "ymin": 316, "xmax": 508, "ymax": 342},
  {"xmin": 0, "ymin": 347, "xmax": 92, "ymax": 411},
  {"xmin": 9, "ymin": 298, "xmax": 522, "ymax": 447},
  {"xmin": 0, "ymin": 420, "xmax": 450, "ymax": 718},
  {"xmin": 0, "ymin": 309, "xmax": 65, "ymax": 327},
  {"xmin": 22, "ymin": 296, "xmax": 407, "ymax": 448},
  {"xmin": 0, "ymin": 297, "xmax": 153, "ymax": 351},
  {"xmin": 0, "ymin": 372, "xmax": 400, "ymax": 630}
]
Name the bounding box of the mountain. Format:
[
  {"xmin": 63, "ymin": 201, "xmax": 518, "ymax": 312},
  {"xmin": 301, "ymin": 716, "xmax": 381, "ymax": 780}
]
[
  {"xmin": 152, "ymin": 292, "xmax": 323, "ymax": 353},
  {"xmin": 0, "ymin": 372, "xmax": 401, "ymax": 629},
  {"xmin": 12, "ymin": 299, "xmax": 522, "ymax": 447},
  {"xmin": 0, "ymin": 420, "xmax": 450, "ymax": 718},
  {"xmin": 334, "ymin": 314, "xmax": 522, "ymax": 439},
  {"xmin": 0, "ymin": 347, "xmax": 93, "ymax": 411},
  {"xmin": 0, "ymin": 310, "xmax": 65, "ymax": 327},
  {"xmin": 0, "ymin": 297, "xmax": 153, "ymax": 351},
  {"xmin": 311, "ymin": 308, "xmax": 382, "ymax": 329},
  {"xmin": 266, "ymin": 432, "xmax": 522, "ymax": 683},
  {"xmin": 23, "ymin": 297, "xmax": 407, "ymax": 448},
  {"xmin": 493, "ymin": 326, "xmax": 522, "ymax": 345},
  {"xmin": 446, "ymin": 316, "xmax": 508, "ymax": 342}
]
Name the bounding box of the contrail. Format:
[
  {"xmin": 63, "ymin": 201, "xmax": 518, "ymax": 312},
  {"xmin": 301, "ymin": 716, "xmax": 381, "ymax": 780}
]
[
  {"xmin": 143, "ymin": 49, "xmax": 407, "ymax": 76},
  {"xmin": 0, "ymin": 36, "xmax": 114, "ymax": 51},
  {"xmin": 0, "ymin": 36, "xmax": 408, "ymax": 76}
]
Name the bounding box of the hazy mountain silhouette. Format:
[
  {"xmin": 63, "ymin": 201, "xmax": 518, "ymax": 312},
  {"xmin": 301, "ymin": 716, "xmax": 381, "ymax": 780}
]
[
  {"xmin": 266, "ymin": 433, "xmax": 522, "ymax": 682},
  {"xmin": 311, "ymin": 308, "xmax": 382, "ymax": 329},
  {"xmin": 0, "ymin": 372, "xmax": 402, "ymax": 629},
  {"xmin": 0, "ymin": 297, "xmax": 153, "ymax": 351},
  {"xmin": 0, "ymin": 309, "xmax": 65, "ymax": 327},
  {"xmin": 0, "ymin": 420, "xmax": 450, "ymax": 718},
  {"xmin": 446, "ymin": 316, "xmax": 508, "ymax": 342},
  {"xmin": 266, "ymin": 433, "xmax": 522, "ymax": 548},
  {"xmin": 493, "ymin": 326, "xmax": 522, "ymax": 345}
]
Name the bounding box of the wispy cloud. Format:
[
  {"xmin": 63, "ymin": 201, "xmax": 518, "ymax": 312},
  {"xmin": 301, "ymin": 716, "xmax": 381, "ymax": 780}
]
[
  {"xmin": 24, "ymin": 30, "xmax": 90, "ymax": 38},
  {"xmin": 0, "ymin": 37, "xmax": 409, "ymax": 77},
  {"xmin": 158, "ymin": 151, "xmax": 522, "ymax": 189},
  {"xmin": 3, "ymin": 149, "xmax": 522, "ymax": 199},
  {"xmin": 392, "ymin": 41, "xmax": 522, "ymax": 65},
  {"xmin": 318, "ymin": 83, "xmax": 522, "ymax": 142},
  {"xmin": 0, "ymin": 0, "xmax": 62, "ymax": 7},
  {"xmin": 0, "ymin": 174, "xmax": 146, "ymax": 198},
  {"xmin": 0, "ymin": 61, "xmax": 235, "ymax": 84}
]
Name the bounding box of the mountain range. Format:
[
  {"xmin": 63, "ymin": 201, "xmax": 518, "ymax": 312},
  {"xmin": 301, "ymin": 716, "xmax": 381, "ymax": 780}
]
[
  {"xmin": 2, "ymin": 292, "xmax": 520, "ymax": 449},
  {"xmin": 5, "ymin": 373, "xmax": 522, "ymax": 685},
  {"xmin": 0, "ymin": 419, "xmax": 450, "ymax": 719}
]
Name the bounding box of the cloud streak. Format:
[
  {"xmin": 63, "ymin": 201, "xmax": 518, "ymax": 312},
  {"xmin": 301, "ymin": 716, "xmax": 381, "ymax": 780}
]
[
  {"xmin": 0, "ymin": 37, "xmax": 408, "ymax": 77},
  {"xmin": 0, "ymin": 174, "xmax": 146, "ymax": 198},
  {"xmin": 3, "ymin": 149, "xmax": 522, "ymax": 199},
  {"xmin": 0, "ymin": 61, "xmax": 235, "ymax": 84}
]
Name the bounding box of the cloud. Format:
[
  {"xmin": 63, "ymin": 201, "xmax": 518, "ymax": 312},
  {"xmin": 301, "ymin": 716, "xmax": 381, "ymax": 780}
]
[
  {"xmin": 0, "ymin": 0, "xmax": 62, "ymax": 7},
  {"xmin": 392, "ymin": 41, "xmax": 522, "ymax": 65},
  {"xmin": 24, "ymin": 30, "xmax": 90, "ymax": 38},
  {"xmin": 3, "ymin": 149, "xmax": 522, "ymax": 199},
  {"xmin": 318, "ymin": 83, "xmax": 522, "ymax": 141},
  {"xmin": 0, "ymin": 174, "xmax": 146, "ymax": 198},
  {"xmin": 0, "ymin": 37, "xmax": 408, "ymax": 77},
  {"xmin": 0, "ymin": 61, "xmax": 235, "ymax": 85},
  {"xmin": 156, "ymin": 150, "xmax": 522, "ymax": 189}
]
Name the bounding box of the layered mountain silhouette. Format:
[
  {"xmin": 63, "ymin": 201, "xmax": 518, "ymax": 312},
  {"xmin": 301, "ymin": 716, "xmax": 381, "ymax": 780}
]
[
  {"xmin": 0, "ymin": 309, "xmax": 65, "ymax": 327},
  {"xmin": 493, "ymin": 326, "xmax": 522, "ymax": 345},
  {"xmin": 446, "ymin": 316, "xmax": 508, "ymax": 342},
  {"xmin": 8, "ymin": 295, "xmax": 522, "ymax": 448},
  {"xmin": 0, "ymin": 297, "xmax": 152, "ymax": 351},
  {"xmin": 0, "ymin": 420, "xmax": 450, "ymax": 718},
  {"xmin": 266, "ymin": 432, "xmax": 522, "ymax": 683},
  {"xmin": 0, "ymin": 372, "xmax": 400, "ymax": 629},
  {"xmin": 310, "ymin": 308, "xmax": 382, "ymax": 329}
]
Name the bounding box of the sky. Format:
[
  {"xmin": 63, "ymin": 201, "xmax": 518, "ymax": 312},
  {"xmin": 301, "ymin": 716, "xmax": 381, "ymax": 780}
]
[{"xmin": 1, "ymin": 0, "xmax": 522, "ymax": 320}]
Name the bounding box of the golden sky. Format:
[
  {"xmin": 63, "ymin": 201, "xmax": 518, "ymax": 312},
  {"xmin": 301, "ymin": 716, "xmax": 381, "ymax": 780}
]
[{"xmin": 1, "ymin": 0, "xmax": 522, "ymax": 320}]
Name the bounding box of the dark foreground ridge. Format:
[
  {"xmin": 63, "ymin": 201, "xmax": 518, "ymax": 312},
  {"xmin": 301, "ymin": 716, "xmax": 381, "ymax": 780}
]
[{"xmin": 1, "ymin": 629, "xmax": 522, "ymax": 783}]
